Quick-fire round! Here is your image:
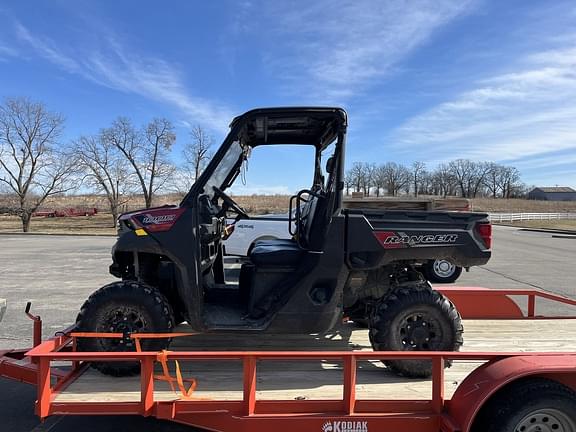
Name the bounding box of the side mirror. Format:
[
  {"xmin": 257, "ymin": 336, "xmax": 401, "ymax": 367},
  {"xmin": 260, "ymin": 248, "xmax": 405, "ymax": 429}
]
[{"xmin": 326, "ymin": 156, "xmax": 335, "ymax": 174}]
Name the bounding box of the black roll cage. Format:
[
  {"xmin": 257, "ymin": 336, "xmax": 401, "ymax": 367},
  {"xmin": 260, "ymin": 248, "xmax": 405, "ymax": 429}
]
[{"xmin": 180, "ymin": 107, "xmax": 348, "ymax": 211}]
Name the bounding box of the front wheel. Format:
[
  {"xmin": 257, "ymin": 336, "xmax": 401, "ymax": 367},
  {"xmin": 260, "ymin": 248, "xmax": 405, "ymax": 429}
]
[
  {"xmin": 76, "ymin": 281, "xmax": 175, "ymax": 376},
  {"xmin": 369, "ymin": 281, "xmax": 463, "ymax": 378},
  {"xmin": 473, "ymin": 378, "xmax": 576, "ymax": 432}
]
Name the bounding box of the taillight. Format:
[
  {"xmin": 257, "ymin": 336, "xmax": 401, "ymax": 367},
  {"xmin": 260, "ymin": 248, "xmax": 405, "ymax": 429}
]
[{"xmin": 476, "ymin": 222, "xmax": 492, "ymax": 249}]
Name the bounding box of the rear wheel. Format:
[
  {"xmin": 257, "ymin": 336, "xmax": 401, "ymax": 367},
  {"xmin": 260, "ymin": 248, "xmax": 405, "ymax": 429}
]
[
  {"xmin": 76, "ymin": 281, "xmax": 175, "ymax": 376},
  {"xmin": 369, "ymin": 281, "xmax": 463, "ymax": 378},
  {"xmin": 473, "ymin": 378, "xmax": 576, "ymax": 432}
]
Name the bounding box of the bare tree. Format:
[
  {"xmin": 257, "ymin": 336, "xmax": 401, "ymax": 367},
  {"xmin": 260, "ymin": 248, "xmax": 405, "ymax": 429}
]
[
  {"xmin": 348, "ymin": 162, "xmax": 364, "ymax": 193},
  {"xmin": 431, "ymin": 163, "xmax": 457, "ymax": 197},
  {"xmin": 102, "ymin": 117, "xmax": 175, "ymax": 208},
  {"xmin": 361, "ymin": 163, "xmax": 376, "ymax": 196},
  {"xmin": 484, "ymin": 162, "xmax": 503, "ymax": 199},
  {"xmin": 344, "ymin": 170, "xmax": 355, "ymax": 195},
  {"xmin": 373, "ymin": 166, "xmax": 387, "ymax": 197},
  {"xmin": 448, "ymin": 159, "xmax": 491, "ymax": 198},
  {"xmin": 182, "ymin": 125, "xmax": 213, "ymax": 187},
  {"xmin": 0, "ymin": 97, "xmax": 75, "ymax": 232},
  {"xmin": 142, "ymin": 118, "xmax": 176, "ymax": 204},
  {"xmin": 381, "ymin": 162, "xmax": 410, "ymax": 196},
  {"xmin": 411, "ymin": 161, "xmax": 426, "ymax": 197},
  {"xmin": 499, "ymin": 166, "xmax": 521, "ymax": 198},
  {"xmin": 419, "ymin": 170, "xmax": 433, "ymax": 195},
  {"xmin": 73, "ymin": 135, "xmax": 134, "ymax": 225}
]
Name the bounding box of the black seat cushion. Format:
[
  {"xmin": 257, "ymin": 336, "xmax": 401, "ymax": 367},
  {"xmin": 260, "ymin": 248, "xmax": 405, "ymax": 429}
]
[
  {"xmin": 252, "ymin": 238, "xmax": 295, "ymax": 248},
  {"xmin": 250, "ymin": 239, "xmax": 304, "ymax": 267}
]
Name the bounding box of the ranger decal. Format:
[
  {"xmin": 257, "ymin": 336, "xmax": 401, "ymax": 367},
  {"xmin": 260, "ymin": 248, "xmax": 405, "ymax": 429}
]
[{"xmin": 374, "ymin": 231, "xmax": 459, "ymax": 249}]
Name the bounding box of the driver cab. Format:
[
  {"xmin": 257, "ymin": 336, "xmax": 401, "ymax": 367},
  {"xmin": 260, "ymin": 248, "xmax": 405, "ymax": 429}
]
[{"xmin": 182, "ymin": 108, "xmax": 347, "ymax": 331}]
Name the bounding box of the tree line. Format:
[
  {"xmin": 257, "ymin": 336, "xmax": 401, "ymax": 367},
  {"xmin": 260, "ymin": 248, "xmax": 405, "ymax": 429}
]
[
  {"xmin": 0, "ymin": 97, "xmax": 214, "ymax": 231},
  {"xmin": 1, "ymin": 97, "xmax": 530, "ymax": 232},
  {"xmin": 345, "ymin": 160, "xmax": 525, "ymax": 199}
]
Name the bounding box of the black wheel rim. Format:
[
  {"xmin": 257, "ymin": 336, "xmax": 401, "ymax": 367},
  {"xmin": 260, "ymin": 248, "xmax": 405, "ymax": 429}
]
[
  {"xmin": 398, "ymin": 311, "xmax": 443, "ymax": 351},
  {"xmin": 98, "ymin": 306, "xmax": 149, "ymax": 351}
]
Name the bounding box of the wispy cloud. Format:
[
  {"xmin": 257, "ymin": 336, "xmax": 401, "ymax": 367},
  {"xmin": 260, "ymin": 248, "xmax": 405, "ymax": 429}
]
[
  {"xmin": 0, "ymin": 43, "xmax": 17, "ymax": 61},
  {"xmin": 390, "ymin": 42, "xmax": 576, "ymax": 167},
  {"xmin": 15, "ymin": 23, "xmax": 79, "ymax": 72},
  {"xmin": 509, "ymin": 150, "xmax": 576, "ymax": 171},
  {"xmin": 263, "ymin": 0, "xmax": 477, "ymax": 102},
  {"xmin": 13, "ymin": 21, "xmax": 233, "ymax": 130}
]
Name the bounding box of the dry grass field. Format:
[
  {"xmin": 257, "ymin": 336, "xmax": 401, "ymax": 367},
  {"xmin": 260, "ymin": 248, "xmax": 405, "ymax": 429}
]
[
  {"xmin": 0, "ymin": 213, "xmax": 117, "ymax": 235},
  {"xmin": 470, "ymin": 198, "xmax": 576, "ymax": 213},
  {"xmin": 503, "ymin": 220, "xmax": 576, "ymax": 230},
  {"xmin": 0, "ymin": 194, "xmax": 575, "ymax": 234}
]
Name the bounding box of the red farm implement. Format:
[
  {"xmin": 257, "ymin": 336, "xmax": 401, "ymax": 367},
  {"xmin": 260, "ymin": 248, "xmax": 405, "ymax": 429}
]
[{"xmin": 32, "ymin": 208, "xmax": 98, "ymax": 218}]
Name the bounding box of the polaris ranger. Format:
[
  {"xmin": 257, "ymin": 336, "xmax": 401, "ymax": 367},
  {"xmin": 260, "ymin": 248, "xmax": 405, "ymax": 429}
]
[{"xmin": 76, "ymin": 107, "xmax": 491, "ymax": 377}]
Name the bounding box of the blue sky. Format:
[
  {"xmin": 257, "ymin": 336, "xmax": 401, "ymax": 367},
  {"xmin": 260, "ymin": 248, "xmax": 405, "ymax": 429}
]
[{"xmin": 1, "ymin": 0, "xmax": 575, "ymax": 194}]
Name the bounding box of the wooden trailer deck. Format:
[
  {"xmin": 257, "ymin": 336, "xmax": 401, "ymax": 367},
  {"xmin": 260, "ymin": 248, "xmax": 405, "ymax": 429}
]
[{"xmin": 53, "ymin": 319, "xmax": 576, "ymax": 404}]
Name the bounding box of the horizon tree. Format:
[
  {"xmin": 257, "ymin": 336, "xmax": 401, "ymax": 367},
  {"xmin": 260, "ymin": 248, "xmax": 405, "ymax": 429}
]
[
  {"xmin": 102, "ymin": 117, "xmax": 176, "ymax": 208},
  {"xmin": 0, "ymin": 97, "xmax": 76, "ymax": 232},
  {"xmin": 73, "ymin": 135, "xmax": 135, "ymax": 225},
  {"xmin": 182, "ymin": 125, "xmax": 213, "ymax": 188},
  {"xmin": 411, "ymin": 161, "xmax": 426, "ymax": 197}
]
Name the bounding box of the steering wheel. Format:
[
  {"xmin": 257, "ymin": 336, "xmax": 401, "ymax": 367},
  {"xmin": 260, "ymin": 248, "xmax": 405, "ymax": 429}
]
[{"xmin": 212, "ymin": 186, "xmax": 249, "ymax": 219}]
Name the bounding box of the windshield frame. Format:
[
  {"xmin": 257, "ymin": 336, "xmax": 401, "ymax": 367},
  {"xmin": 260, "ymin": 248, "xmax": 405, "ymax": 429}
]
[
  {"xmin": 180, "ymin": 120, "xmax": 248, "ymax": 206},
  {"xmin": 202, "ymin": 140, "xmax": 246, "ymax": 199}
]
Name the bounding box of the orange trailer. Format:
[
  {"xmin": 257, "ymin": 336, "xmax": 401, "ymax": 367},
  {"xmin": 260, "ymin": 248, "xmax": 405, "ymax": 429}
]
[{"xmin": 1, "ymin": 287, "xmax": 576, "ymax": 432}]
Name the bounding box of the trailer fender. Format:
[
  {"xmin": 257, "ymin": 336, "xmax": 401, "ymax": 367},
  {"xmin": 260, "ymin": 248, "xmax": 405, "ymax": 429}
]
[
  {"xmin": 446, "ymin": 355, "xmax": 576, "ymax": 432},
  {"xmin": 436, "ymin": 287, "xmax": 524, "ymax": 319}
]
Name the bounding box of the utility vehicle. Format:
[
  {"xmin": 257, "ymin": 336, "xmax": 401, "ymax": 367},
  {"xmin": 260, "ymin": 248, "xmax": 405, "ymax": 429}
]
[{"xmin": 76, "ymin": 107, "xmax": 491, "ymax": 377}]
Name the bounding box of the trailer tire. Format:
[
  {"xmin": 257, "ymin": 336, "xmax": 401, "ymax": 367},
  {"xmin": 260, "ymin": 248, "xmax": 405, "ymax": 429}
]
[
  {"xmin": 369, "ymin": 281, "xmax": 463, "ymax": 378},
  {"xmin": 472, "ymin": 378, "xmax": 576, "ymax": 432},
  {"xmin": 76, "ymin": 281, "xmax": 175, "ymax": 377}
]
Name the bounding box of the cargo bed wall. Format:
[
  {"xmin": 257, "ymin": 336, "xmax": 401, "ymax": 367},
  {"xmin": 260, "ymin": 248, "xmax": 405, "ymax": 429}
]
[{"xmin": 345, "ymin": 209, "xmax": 490, "ymax": 268}]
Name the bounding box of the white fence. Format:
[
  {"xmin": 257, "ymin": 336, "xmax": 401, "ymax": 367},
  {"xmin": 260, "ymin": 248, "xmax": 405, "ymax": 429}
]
[{"xmin": 489, "ymin": 212, "xmax": 576, "ymax": 223}]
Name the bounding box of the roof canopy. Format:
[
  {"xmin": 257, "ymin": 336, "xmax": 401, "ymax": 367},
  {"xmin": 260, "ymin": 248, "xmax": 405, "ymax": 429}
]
[{"xmin": 230, "ymin": 107, "xmax": 347, "ymax": 150}]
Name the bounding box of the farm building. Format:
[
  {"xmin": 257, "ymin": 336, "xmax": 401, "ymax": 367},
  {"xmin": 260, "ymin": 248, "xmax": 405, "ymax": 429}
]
[{"xmin": 528, "ymin": 186, "xmax": 576, "ymax": 201}]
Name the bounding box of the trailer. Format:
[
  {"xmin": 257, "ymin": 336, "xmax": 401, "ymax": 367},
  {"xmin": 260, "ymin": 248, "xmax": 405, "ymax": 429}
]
[
  {"xmin": 1, "ymin": 287, "xmax": 576, "ymax": 432},
  {"xmin": 32, "ymin": 207, "xmax": 98, "ymax": 218}
]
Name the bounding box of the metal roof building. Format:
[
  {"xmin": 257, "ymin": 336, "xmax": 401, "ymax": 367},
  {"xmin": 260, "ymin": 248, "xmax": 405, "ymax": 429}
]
[{"xmin": 527, "ymin": 187, "xmax": 576, "ymax": 201}]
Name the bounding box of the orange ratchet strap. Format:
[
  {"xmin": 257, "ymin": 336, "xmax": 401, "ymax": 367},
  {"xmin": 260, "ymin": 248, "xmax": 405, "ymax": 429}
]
[
  {"xmin": 155, "ymin": 350, "xmax": 200, "ymax": 399},
  {"xmin": 70, "ymin": 331, "xmax": 205, "ymax": 400}
]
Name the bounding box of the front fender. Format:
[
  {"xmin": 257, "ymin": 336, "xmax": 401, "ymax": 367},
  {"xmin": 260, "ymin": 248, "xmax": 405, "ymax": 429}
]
[{"xmin": 113, "ymin": 229, "xmax": 166, "ymax": 256}]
